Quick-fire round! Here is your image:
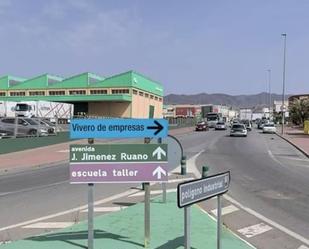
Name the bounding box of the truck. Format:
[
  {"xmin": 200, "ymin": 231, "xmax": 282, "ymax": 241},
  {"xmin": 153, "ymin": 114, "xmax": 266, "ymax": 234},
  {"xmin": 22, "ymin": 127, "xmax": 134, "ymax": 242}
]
[
  {"xmin": 206, "ymin": 112, "xmax": 222, "ymax": 128},
  {"xmin": 0, "ymin": 101, "xmax": 73, "ymax": 123},
  {"xmin": 239, "ymin": 109, "xmax": 253, "ymax": 121}
]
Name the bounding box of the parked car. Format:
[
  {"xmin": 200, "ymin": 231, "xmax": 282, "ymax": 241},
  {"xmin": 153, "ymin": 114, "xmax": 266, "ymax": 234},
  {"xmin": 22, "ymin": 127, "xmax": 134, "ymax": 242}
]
[
  {"xmin": 241, "ymin": 120, "xmax": 252, "ymax": 131},
  {"xmin": 215, "ymin": 121, "xmax": 227, "ymax": 130},
  {"xmin": 263, "ymin": 123, "xmax": 276, "ymax": 134},
  {"xmin": 230, "ymin": 124, "xmax": 247, "ymax": 137},
  {"xmin": 0, "ymin": 117, "xmax": 49, "ymax": 137},
  {"xmin": 195, "ymin": 121, "xmax": 208, "ymax": 131},
  {"xmin": 34, "ymin": 118, "xmax": 58, "ymax": 134}
]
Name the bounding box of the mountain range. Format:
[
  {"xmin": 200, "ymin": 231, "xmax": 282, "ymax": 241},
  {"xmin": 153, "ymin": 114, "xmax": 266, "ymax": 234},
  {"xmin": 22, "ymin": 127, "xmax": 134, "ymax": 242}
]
[{"xmin": 164, "ymin": 92, "xmax": 289, "ymax": 109}]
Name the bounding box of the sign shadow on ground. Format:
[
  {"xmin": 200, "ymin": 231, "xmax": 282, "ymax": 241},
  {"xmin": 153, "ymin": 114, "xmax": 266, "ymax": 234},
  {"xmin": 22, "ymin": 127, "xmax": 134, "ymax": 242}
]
[
  {"xmin": 26, "ymin": 229, "xmax": 144, "ymax": 249},
  {"xmin": 154, "ymin": 236, "xmax": 197, "ymax": 249}
]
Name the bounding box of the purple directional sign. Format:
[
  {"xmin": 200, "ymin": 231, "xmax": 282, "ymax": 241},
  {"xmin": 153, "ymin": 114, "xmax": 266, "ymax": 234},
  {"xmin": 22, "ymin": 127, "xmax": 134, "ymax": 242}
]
[
  {"xmin": 70, "ymin": 163, "xmax": 168, "ymax": 183},
  {"xmin": 69, "ymin": 144, "xmax": 168, "ymax": 183}
]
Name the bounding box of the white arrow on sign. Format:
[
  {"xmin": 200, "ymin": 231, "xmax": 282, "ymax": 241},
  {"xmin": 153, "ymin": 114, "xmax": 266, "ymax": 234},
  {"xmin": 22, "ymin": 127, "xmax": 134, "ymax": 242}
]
[
  {"xmin": 152, "ymin": 166, "xmax": 166, "ymax": 179},
  {"xmin": 152, "ymin": 146, "xmax": 166, "ymax": 160}
]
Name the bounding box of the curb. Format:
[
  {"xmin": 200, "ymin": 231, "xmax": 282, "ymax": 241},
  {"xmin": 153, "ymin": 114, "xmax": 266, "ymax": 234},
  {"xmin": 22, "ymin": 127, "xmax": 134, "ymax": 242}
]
[{"xmin": 275, "ymin": 133, "xmax": 309, "ymax": 158}]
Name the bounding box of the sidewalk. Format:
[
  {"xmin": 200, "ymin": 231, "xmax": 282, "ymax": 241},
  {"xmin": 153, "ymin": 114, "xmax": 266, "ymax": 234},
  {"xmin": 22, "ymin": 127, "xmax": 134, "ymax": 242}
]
[
  {"xmin": 276, "ymin": 126, "xmax": 309, "ymax": 157},
  {"xmin": 0, "ymin": 127, "xmax": 195, "ymax": 174},
  {"xmin": 0, "ymin": 193, "xmax": 253, "ymax": 249}
]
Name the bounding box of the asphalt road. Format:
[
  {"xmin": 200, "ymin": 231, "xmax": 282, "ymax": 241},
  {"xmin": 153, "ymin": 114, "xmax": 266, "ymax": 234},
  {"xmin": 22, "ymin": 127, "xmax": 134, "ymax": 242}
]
[{"xmin": 0, "ymin": 128, "xmax": 309, "ymax": 247}]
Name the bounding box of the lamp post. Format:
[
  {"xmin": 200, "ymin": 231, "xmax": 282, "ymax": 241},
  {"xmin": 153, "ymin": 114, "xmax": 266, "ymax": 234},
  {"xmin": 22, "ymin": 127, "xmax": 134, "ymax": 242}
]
[
  {"xmin": 267, "ymin": 69, "xmax": 271, "ymax": 119},
  {"xmin": 281, "ymin": 33, "xmax": 287, "ymax": 134}
]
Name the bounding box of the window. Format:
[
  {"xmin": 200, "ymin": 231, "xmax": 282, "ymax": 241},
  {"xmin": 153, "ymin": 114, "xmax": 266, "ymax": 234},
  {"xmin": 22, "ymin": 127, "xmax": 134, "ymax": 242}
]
[
  {"xmin": 0, "ymin": 92, "xmax": 6, "ymax": 96},
  {"xmin": 69, "ymin": 90, "xmax": 86, "ymax": 95},
  {"xmin": 139, "ymin": 91, "xmax": 144, "ymax": 96},
  {"xmin": 145, "ymin": 93, "xmax": 149, "ymax": 98},
  {"xmin": 133, "ymin": 90, "xmax": 138, "ymax": 95},
  {"xmin": 111, "ymin": 89, "xmax": 130, "ymax": 94},
  {"xmin": 150, "ymin": 95, "xmax": 154, "ymax": 99},
  {"xmin": 158, "ymin": 98, "xmax": 162, "ymax": 102},
  {"xmin": 29, "ymin": 91, "xmax": 45, "ymax": 96},
  {"xmin": 1, "ymin": 118, "xmax": 15, "ymax": 124},
  {"xmin": 49, "ymin": 90, "xmax": 65, "ymax": 95},
  {"xmin": 10, "ymin": 92, "xmax": 26, "ymax": 96},
  {"xmin": 155, "ymin": 96, "xmax": 158, "ymax": 100},
  {"xmin": 90, "ymin": 89, "xmax": 108, "ymax": 95}
]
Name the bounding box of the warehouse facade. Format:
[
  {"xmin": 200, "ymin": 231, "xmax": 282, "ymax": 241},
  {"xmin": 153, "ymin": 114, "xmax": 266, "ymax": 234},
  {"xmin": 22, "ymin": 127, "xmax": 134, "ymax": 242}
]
[{"xmin": 0, "ymin": 71, "xmax": 163, "ymax": 118}]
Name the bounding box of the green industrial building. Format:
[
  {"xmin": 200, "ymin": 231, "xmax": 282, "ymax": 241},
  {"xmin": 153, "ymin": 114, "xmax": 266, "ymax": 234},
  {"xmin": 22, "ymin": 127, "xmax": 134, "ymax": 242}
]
[{"xmin": 0, "ymin": 71, "xmax": 163, "ymax": 118}]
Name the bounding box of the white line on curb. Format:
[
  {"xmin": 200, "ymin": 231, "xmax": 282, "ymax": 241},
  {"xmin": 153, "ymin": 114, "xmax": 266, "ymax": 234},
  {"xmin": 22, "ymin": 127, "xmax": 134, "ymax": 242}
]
[
  {"xmin": 23, "ymin": 222, "xmax": 74, "ymax": 229},
  {"xmin": 237, "ymin": 223, "xmax": 273, "ymax": 238},
  {"xmin": 211, "ymin": 205, "xmax": 239, "ymax": 216}
]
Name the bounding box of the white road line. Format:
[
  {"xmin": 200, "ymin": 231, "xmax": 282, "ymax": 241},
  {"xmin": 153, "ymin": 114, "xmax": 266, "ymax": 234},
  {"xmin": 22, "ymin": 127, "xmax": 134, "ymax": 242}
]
[
  {"xmin": 237, "ymin": 223, "xmax": 273, "ymax": 238},
  {"xmin": 57, "ymin": 150, "xmax": 69, "ymax": 153},
  {"xmin": 0, "ymin": 188, "xmax": 139, "ymax": 232},
  {"xmin": 81, "ymin": 206, "xmax": 127, "ymax": 213},
  {"xmin": 189, "ymin": 150, "xmax": 309, "ymax": 247},
  {"xmin": 168, "ymin": 177, "xmax": 194, "ymax": 183},
  {"xmin": 128, "ymin": 188, "xmax": 177, "ymax": 197},
  {"xmin": 23, "ymin": 222, "xmax": 74, "ymax": 229},
  {"xmin": 224, "ymin": 194, "xmax": 309, "ymax": 246},
  {"xmin": 211, "ymin": 204, "xmax": 239, "ymax": 216},
  {"xmin": 298, "ymin": 245, "xmax": 309, "ymax": 249}
]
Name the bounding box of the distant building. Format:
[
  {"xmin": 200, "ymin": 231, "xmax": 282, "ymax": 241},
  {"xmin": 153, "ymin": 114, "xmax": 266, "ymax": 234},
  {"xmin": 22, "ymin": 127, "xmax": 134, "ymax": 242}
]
[{"xmin": 288, "ymin": 94, "xmax": 309, "ymax": 106}]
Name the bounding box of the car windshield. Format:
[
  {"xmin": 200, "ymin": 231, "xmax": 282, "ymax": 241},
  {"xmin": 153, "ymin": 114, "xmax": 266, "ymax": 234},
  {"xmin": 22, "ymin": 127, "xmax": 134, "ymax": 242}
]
[
  {"xmin": 264, "ymin": 124, "xmax": 275, "ymax": 127},
  {"xmin": 217, "ymin": 122, "xmax": 224, "ymax": 125},
  {"xmin": 197, "ymin": 122, "xmax": 205, "ymax": 125},
  {"xmin": 15, "ymin": 104, "xmax": 31, "ymax": 111},
  {"xmin": 23, "ymin": 118, "xmax": 39, "ymax": 125},
  {"xmin": 232, "ymin": 124, "xmax": 245, "ymax": 129}
]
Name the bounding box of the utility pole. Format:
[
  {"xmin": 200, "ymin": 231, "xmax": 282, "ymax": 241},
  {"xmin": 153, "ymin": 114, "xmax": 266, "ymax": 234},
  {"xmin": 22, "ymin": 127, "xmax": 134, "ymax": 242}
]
[
  {"xmin": 281, "ymin": 33, "xmax": 287, "ymax": 134},
  {"xmin": 267, "ymin": 69, "xmax": 271, "ymax": 119}
]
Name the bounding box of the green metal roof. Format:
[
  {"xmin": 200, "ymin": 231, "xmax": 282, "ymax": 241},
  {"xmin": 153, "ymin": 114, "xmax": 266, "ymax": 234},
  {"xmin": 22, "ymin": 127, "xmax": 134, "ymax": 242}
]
[
  {"xmin": 50, "ymin": 72, "xmax": 104, "ymax": 89},
  {"xmin": 9, "ymin": 74, "xmax": 63, "ymax": 90},
  {"xmin": 0, "ymin": 75, "xmax": 27, "ymax": 90},
  {"xmin": 0, "ymin": 70, "xmax": 163, "ymax": 96},
  {"xmin": 93, "ymin": 71, "xmax": 163, "ymax": 96}
]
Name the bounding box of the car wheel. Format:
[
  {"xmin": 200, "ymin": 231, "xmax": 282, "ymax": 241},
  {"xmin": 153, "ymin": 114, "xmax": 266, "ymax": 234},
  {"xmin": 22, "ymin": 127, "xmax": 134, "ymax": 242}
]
[{"xmin": 28, "ymin": 129, "xmax": 37, "ymax": 136}]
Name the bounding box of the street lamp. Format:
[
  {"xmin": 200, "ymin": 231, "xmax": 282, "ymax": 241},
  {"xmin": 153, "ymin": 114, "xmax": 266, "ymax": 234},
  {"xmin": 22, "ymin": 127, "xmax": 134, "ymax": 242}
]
[
  {"xmin": 281, "ymin": 33, "xmax": 287, "ymax": 134},
  {"xmin": 267, "ymin": 69, "xmax": 271, "ymax": 119}
]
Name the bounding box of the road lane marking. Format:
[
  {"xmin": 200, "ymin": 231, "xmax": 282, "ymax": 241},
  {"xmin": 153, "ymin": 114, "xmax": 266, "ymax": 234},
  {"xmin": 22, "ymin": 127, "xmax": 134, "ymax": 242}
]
[
  {"xmin": 81, "ymin": 206, "xmax": 127, "ymax": 213},
  {"xmin": 237, "ymin": 223, "xmax": 272, "ymax": 238},
  {"xmin": 0, "ymin": 188, "xmax": 140, "ymax": 232},
  {"xmin": 23, "ymin": 222, "xmax": 74, "ymax": 229},
  {"xmin": 189, "ymin": 150, "xmax": 309, "ymax": 246},
  {"xmin": 211, "ymin": 204, "xmax": 239, "ymax": 216},
  {"xmin": 298, "ymin": 245, "xmax": 309, "ymax": 249},
  {"xmin": 168, "ymin": 177, "xmax": 194, "ymax": 183},
  {"xmin": 128, "ymin": 188, "xmax": 177, "ymax": 197}
]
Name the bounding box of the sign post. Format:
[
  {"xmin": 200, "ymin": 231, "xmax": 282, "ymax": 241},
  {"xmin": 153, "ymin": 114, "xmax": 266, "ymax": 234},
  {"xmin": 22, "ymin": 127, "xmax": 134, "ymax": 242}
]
[
  {"xmin": 177, "ymin": 171, "xmax": 230, "ymax": 248},
  {"xmin": 70, "ymin": 118, "xmax": 169, "ymax": 249},
  {"xmin": 87, "ymin": 138, "xmax": 94, "ymax": 249},
  {"xmin": 217, "ymin": 195, "xmax": 222, "ymax": 249}
]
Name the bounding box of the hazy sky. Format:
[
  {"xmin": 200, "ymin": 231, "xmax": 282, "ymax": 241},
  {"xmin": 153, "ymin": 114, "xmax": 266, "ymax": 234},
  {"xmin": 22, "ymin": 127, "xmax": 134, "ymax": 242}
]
[{"xmin": 0, "ymin": 0, "xmax": 308, "ymax": 95}]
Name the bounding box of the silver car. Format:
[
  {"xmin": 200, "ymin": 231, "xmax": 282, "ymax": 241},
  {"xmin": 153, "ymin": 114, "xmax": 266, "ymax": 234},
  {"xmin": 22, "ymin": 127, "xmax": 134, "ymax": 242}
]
[
  {"xmin": 0, "ymin": 117, "xmax": 49, "ymax": 137},
  {"xmin": 230, "ymin": 124, "xmax": 248, "ymax": 137}
]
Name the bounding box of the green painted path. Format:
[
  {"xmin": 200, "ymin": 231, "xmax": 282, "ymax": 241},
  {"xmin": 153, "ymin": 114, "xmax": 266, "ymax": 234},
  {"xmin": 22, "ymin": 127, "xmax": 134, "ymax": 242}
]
[{"xmin": 1, "ymin": 194, "xmax": 253, "ymax": 249}]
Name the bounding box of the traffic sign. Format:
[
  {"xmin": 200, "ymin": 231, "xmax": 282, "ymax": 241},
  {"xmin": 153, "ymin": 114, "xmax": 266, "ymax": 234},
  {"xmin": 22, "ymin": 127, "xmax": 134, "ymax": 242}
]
[
  {"xmin": 70, "ymin": 144, "xmax": 168, "ymax": 183},
  {"xmin": 70, "ymin": 118, "xmax": 168, "ymax": 139},
  {"xmin": 70, "ymin": 163, "xmax": 168, "ymax": 183},
  {"xmin": 70, "ymin": 144, "xmax": 168, "ymax": 162},
  {"xmin": 177, "ymin": 171, "xmax": 230, "ymax": 208}
]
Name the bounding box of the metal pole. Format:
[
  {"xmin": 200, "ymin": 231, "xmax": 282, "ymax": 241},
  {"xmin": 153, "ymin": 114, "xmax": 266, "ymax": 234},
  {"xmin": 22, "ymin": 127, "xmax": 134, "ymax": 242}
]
[
  {"xmin": 14, "ymin": 116, "xmax": 18, "ymax": 138},
  {"xmin": 144, "ymin": 137, "xmax": 151, "ymax": 248},
  {"xmin": 281, "ymin": 33, "xmax": 287, "ymax": 134},
  {"xmin": 267, "ymin": 69, "xmax": 272, "ymax": 119},
  {"xmin": 88, "ymin": 183, "xmax": 94, "ymax": 249},
  {"xmin": 144, "ymin": 182, "xmax": 150, "ymax": 248},
  {"xmin": 87, "ymin": 138, "xmax": 94, "ymax": 249},
  {"xmin": 184, "ymin": 206, "xmax": 191, "ymax": 249},
  {"xmin": 217, "ymin": 195, "xmax": 222, "ymax": 249}
]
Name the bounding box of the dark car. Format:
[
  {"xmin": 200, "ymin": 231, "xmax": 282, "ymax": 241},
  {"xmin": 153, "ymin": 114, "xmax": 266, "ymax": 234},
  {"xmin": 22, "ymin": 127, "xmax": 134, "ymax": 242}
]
[{"xmin": 195, "ymin": 121, "xmax": 208, "ymax": 131}]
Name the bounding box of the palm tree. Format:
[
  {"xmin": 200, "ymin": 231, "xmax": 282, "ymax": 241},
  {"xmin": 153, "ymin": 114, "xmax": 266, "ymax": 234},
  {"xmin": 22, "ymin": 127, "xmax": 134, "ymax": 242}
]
[{"xmin": 289, "ymin": 98, "xmax": 309, "ymax": 126}]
